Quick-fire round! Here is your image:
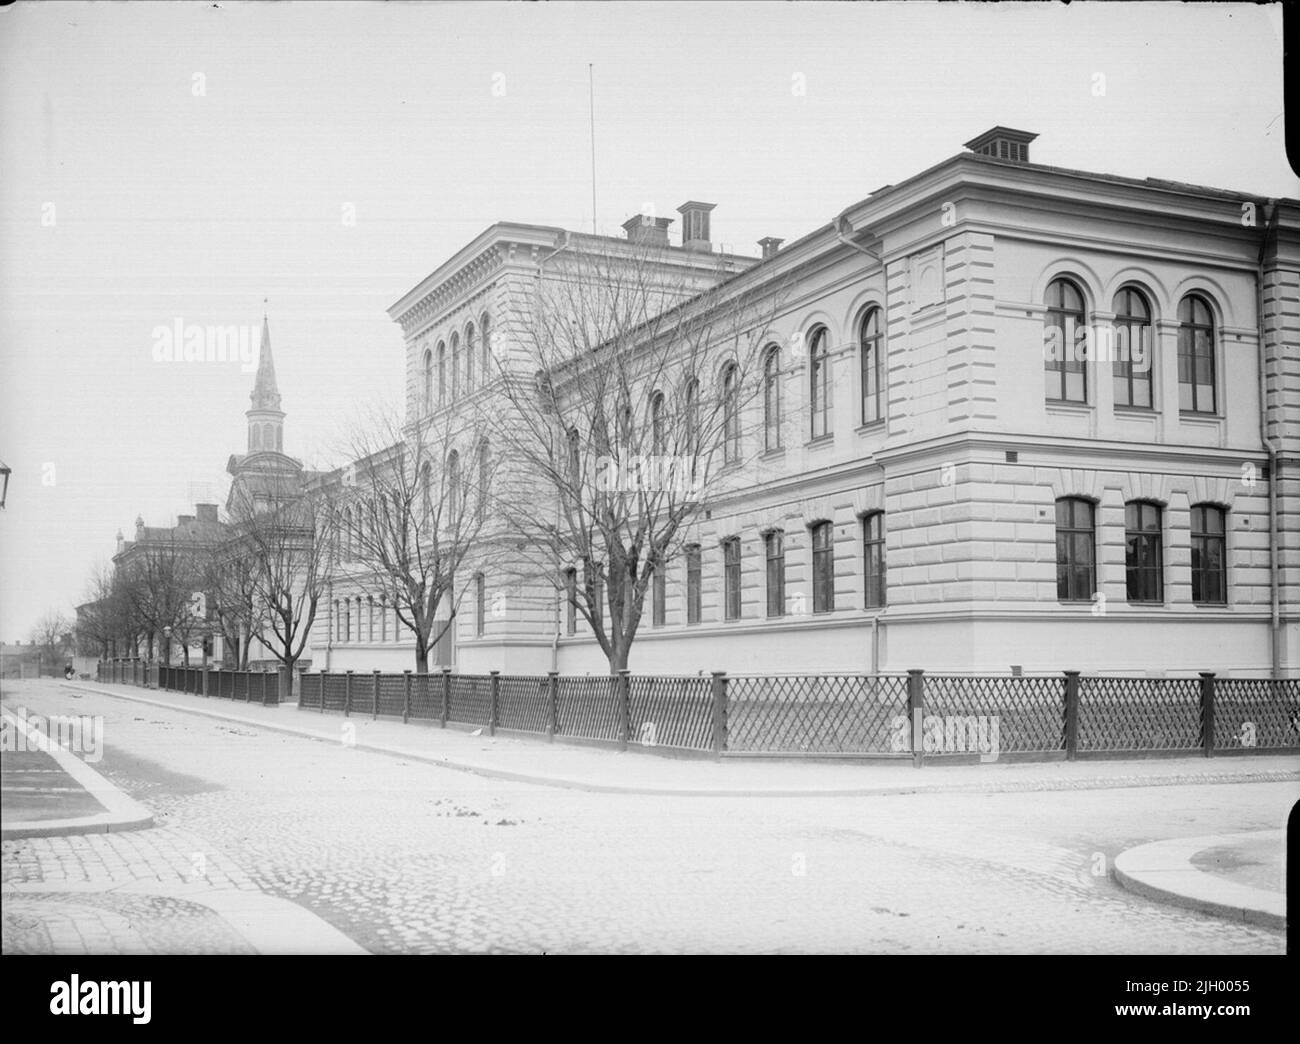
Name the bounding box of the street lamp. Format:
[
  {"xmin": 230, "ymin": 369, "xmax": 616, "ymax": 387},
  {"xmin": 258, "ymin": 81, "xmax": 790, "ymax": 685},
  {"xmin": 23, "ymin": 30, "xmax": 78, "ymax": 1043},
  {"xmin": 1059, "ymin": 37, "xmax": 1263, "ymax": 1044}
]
[{"xmin": 162, "ymin": 625, "xmax": 172, "ymax": 667}]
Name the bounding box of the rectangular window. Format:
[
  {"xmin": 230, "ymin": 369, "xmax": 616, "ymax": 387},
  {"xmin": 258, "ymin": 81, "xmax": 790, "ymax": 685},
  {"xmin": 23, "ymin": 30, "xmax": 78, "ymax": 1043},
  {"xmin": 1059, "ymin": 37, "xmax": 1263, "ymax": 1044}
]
[
  {"xmin": 380, "ymin": 598, "xmax": 388, "ymax": 641},
  {"xmin": 863, "ymin": 513, "xmax": 886, "ymax": 608},
  {"xmin": 1055, "ymin": 499, "xmax": 1096, "ymax": 601},
  {"xmin": 686, "ymin": 545, "xmax": 702, "ymax": 625},
  {"xmin": 652, "ymin": 566, "xmax": 665, "ymax": 627},
  {"xmin": 367, "ymin": 598, "xmax": 374, "ymax": 642},
  {"xmin": 475, "ymin": 574, "xmax": 486, "ymax": 637},
  {"xmin": 1125, "ymin": 502, "xmax": 1164, "ymax": 603},
  {"xmin": 812, "ymin": 521, "xmax": 834, "ymax": 613},
  {"xmin": 564, "ymin": 569, "xmax": 576, "ymax": 636},
  {"xmin": 1191, "ymin": 505, "xmax": 1227, "ymax": 604},
  {"xmin": 1178, "ymin": 328, "xmax": 1216, "ymax": 413},
  {"xmin": 592, "ymin": 575, "xmax": 603, "ymax": 631},
  {"xmin": 765, "ymin": 531, "xmax": 785, "ymax": 618},
  {"xmin": 723, "ymin": 538, "xmax": 741, "ymax": 620}
]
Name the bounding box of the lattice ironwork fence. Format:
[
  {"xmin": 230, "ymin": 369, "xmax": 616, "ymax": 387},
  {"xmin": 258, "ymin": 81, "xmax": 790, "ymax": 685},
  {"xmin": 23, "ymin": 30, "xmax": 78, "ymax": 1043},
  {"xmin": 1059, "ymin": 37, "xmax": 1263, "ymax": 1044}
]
[{"xmin": 90, "ymin": 659, "xmax": 1300, "ymax": 763}]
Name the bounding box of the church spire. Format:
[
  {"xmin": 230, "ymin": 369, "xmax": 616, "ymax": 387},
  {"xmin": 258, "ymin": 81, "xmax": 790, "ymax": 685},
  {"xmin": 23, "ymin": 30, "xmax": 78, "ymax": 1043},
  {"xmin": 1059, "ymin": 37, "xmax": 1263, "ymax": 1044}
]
[
  {"xmin": 246, "ymin": 309, "xmax": 285, "ymax": 455},
  {"xmin": 250, "ymin": 313, "xmax": 281, "ymax": 412}
]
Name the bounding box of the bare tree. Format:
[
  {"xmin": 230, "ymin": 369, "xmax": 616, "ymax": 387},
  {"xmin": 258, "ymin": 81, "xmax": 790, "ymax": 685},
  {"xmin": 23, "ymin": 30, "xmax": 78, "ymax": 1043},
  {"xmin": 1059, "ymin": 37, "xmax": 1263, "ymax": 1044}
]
[
  {"xmin": 200, "ymin": 528, "xmax": 262, "ymax": 669},
  {"xmin": 230, "ymin": 475, "xmax": 336, "ymax": 694},
  {"xmin": 29, "ymin": 609, "xmax": 72, "ymax": 672},
  {"xmin": 75, "ymin": 564, "xmax": 131, "ymax": 658},
  {"xmin": 486, "ymin": 239, "xmax": 786, "ymax": 672},
  {"xmin": 333, "ymin": 406, "xmax": 497, "ymax": 673},
  {"xmin": 119, "ymin": 536, "xmax": 204, "ymax": 663}
]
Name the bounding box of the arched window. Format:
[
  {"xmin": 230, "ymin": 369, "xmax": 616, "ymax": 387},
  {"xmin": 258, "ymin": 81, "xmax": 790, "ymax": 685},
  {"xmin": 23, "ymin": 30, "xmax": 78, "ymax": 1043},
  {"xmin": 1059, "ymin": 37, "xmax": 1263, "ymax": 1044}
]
[
  {"xmin": 481, "ymin": 312, "xmax": 492, "ymax": 379},
  {"xmin": 809, "ymin": 327, "xmax": 831, "ymax": 438},
  {"xmin": 1112, "ymin": 289, "xmax": 1153, "ymax": 408},
  {"xmin": 344, "ymin": 508, "xmax": 353, "ymax": 557},
  {"xmin": 464, "ymin": 323, "xmax": 476, "ymax": 391},
  {"xmin": 251, "ymin": 425, "xmax": 262, "ymax": 450},
  {"xmin": 567, "ymin": 426, "xmax": 581, "ymax": 481},
  {"xmin": 274, "ymin": 427, "xmax": 282, "ymax": 452},
  {"xmin": 1055, "ymin": 497, "xmax": 1096, "ymax": 601},
  {"xmin": 447, "ymin": 450, "xmax": 461, "ymax": 520},
  {"xmin": 683, "ymin": 377, "xmax": 700, "ymax": 450},
  {"xmin": 1178, "ymin": 294, "xmax": 1216, "ymax": 414},
  {"xmin": 450, "ymin": 332, "xmax": 461, "ymax": 400},
  {"xmin": 721, "ymin": 363, "xmax": 740, "ymax": 463},
  {"xmin": 1125, "ymin": 500, "xmax": 1163, "ymax": 603},
  {"xmin": 1045, "ymin": 278, "xmax": 1087, "ymax": 403},
  {"xmin": 762, "ymin": 346, "xmax": 781, "ymax": 451},
  {"xmin": 437, "ymin": 342, "xmax": 447, "ymax": 406},
  {"xmin": 650, "ymin": 392, "xmax": 666, "ymax": 454},
  {"xmin": 477, "ymin": 439, "xmax": 490, "ymax": 522},
  {"xmin": 859, "ymin": 308, "xmax": 883, "ymax": 424},
  {"xmin": 421, "ymin": 462, "xmax": 433, "ymax": 521},
  {"xmin": 422, "ymin": 348, "xmax": 433, "ymax": 411},
  {"xmin": 1190, "ymin": 504, "xmax": 1227, "ymax": 604}
]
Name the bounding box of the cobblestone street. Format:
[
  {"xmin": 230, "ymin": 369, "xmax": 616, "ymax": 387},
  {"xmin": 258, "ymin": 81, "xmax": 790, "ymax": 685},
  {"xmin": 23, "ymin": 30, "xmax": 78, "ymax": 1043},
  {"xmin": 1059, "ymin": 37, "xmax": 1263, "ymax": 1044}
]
[{"xmin": 2, "ymin": 680, "xmax": 1292, "ymax": 954}]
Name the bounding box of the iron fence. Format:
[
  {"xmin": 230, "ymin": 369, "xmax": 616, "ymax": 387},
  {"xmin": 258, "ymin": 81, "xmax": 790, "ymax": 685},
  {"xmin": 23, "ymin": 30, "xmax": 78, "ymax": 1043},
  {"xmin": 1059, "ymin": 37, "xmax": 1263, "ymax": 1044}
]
[{"xmin": 87, "ymin": 660, "xmax": 1300, "ymax": 764}]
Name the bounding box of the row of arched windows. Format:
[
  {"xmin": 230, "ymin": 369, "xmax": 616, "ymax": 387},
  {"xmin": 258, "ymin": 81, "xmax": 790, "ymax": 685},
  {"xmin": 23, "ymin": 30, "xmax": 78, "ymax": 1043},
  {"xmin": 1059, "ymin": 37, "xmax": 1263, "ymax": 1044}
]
[
  {"xmin": 335, "ymin": 441, "xmax": 491, "ymax": 561},
  {"xmin": 421, "ymin": 313, "xmax": 493, "ymax": 413},
  {"xmin": 1044, "ymin": 278, "xmax": 1219, "ymax": 413},
  {"xmin": 249, "ymin": 422, "xmax": 282, "ymax": 452}
]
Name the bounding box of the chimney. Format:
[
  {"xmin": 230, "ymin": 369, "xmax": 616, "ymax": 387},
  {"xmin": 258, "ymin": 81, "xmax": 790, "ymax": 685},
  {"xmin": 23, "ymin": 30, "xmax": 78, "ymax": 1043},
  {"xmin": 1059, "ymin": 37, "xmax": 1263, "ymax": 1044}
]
[
  {"xmin": 622, "ymin": 214, "xmax": 674, "ymax": 247},
  {"xmin": 758, "ymin": 237, "xmax": 784, "ymax": 260},
  {"xmin": 963, "ymin": 126, "xmax": 1038, "ymax": 163},
  {"xmin": 177, "ymin": 514, "xmax": 195, "ymax": 527},
  {"xmin": 677, "ymin": 201, "xmax": 716, "ymax": 251},
  {"xmin": 196, "ymin": 503, "xmax": 219, "ymax": 524}
]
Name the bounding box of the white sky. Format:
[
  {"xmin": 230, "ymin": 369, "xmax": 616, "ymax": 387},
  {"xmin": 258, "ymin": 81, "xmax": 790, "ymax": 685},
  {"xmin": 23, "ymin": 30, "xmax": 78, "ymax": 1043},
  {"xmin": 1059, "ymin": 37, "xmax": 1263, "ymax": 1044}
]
[{"xmin": 0, "ymin": 1, "xmax": 1294, "ymax": 641}]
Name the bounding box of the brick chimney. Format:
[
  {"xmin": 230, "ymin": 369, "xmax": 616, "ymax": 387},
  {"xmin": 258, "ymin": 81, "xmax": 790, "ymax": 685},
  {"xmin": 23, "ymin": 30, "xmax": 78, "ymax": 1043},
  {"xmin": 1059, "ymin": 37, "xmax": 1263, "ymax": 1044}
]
[
  {"xmin": 622, "ymin": 214, "xmax": 674, "ymax": 247},
  {"xmin": 963, "ymin": 126, "xmax": 1038, "ymax": 163},
  {"xmin": 196, "ymin": 503, "xmax": 219, "ymax": 523},
  {"xmin": 677, "ymin": 201, "xmax": 716, "ymax": 251},
  {"xmin": 758, "ymin": 237, "xmax": 784, "ymax": 260},
  {"xmin": 176, "ymin": 514, "xmax": 195, "ymax": 527}
]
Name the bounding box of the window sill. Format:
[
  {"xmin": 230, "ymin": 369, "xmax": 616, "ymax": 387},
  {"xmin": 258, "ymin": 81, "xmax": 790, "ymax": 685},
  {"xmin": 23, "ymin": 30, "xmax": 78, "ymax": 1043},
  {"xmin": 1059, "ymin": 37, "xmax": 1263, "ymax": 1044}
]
[
  {"xmin": 1046, "ymin": 400, "xmax": 1091, "ymax": 413},
  {"xmin": 1113, "ymin": 405, "xmax": 1157, "ymax": 415},
  {"xmin": 805, "ymin": 434, "xmax": 835, "ymax": 449},
  {"xmin": 1178, "ymin": 411, "xmax": 1222, "ymax": 423},
  {"xmin": 761, "ymin": 447, "xmax": 785, "ymax": 461},
  {"xmin": 855, "ymin": 419, "xmax": 887, "ymax": 435}
]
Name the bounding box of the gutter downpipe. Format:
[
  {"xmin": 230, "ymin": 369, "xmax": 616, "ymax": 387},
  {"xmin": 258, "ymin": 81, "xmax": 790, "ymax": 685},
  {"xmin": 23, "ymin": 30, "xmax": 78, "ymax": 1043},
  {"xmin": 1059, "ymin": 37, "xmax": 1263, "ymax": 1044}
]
[
  {"xmin": 1255, "ymin": 199, "xmax": 1281, "ymax": 678},
  {"xmin": 538, "ymin": 230, "xmax": 572, "ymax": 673},
  {"xmin": 839, "ymin": 211, "xmax": 886, "ymax": 676}
]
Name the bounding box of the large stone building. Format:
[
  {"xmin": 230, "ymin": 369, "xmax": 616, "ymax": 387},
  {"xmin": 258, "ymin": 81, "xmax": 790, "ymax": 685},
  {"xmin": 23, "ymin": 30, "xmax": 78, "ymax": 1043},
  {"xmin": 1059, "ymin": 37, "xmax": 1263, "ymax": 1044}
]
[{"xmin": 303, "ymin": 126, "xmax": 1299, "ymax": 678}]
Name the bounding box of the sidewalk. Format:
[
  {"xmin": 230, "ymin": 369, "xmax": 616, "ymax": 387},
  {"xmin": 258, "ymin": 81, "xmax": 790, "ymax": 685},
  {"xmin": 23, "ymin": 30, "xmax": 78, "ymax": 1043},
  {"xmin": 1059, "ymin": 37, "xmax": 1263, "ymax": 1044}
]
[
  {"xmin": 1, "ymin": 705, "xmax": 153, "ymax": 839},
  {"xmin": 60, "ymin": 679, "xmax": 1300, "ymax": 798},
  {"xmin": 1, "ymin": 692, "xmax": 367, "ymax": 954},
  {"xmin": 1114, "ymin": 831, "xmax": 1286, "ymax": 930}
]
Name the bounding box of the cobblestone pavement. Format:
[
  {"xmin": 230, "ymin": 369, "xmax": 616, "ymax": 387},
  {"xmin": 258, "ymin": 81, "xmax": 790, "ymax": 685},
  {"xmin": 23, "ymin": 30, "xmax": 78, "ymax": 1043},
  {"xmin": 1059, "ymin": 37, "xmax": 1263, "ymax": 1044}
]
[{"xmin": 2, "ymin": 681, "xmax": 1292, "ymax": 954}]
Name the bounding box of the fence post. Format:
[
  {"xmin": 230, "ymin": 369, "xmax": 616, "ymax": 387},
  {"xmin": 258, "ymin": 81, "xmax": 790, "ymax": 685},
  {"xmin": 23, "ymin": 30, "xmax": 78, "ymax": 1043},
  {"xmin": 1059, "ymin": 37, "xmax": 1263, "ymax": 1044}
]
[
  {"xmin": 373, "ymin": 669, "xmax": 381, "ymax": 720},
  {"xmin": 547, "ymin": 671, "xmax": 559, "ymax": 742},
  {"xmin": 403, "ymin": 671, "xmax": 412, "ymax": 724},
  {"xmin": 440, "ymin": 666, "xmax": 451, "ymax": 728},
  {"xmin": 617, "ymin": 670, "xmax": 631, "ymax": 751},
  {"xmin": 203, "ymin": 662, "xmax": 210, "ymax": 698},
  {"xmin": 1200, "ymin": 671, "xmax": 1216, "ymax": 757},
  {"xmin": 710, "ymin": 671, "xmax": 729, "ymax": 760},
  {"xmin": 319, "ymin": 670, "xmax": 326, "ymax": 713},
  {"xmin": 489, "ymin": 670, "xmax": 500, "ymax": 736},
  {"xmin": 344, "ymin": 670, "xmax": 353, "ymax": 717},
  {"xmin": 1063, "ymin": 671, "xmax": 1081, "ymax": 761},
  {"xmin": 907, "ymin": 669, "xmax": 925, "ymax": 769},
  {"xmin": 261, "ymin": 668, "xmax": 269, "ymax": 705}
]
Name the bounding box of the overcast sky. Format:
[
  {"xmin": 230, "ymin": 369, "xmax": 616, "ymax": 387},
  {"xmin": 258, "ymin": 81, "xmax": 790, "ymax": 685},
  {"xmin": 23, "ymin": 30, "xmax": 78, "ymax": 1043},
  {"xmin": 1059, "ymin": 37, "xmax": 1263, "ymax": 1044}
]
[{"xmin": 0, "ymin": 1, "xmax": 1294, "ymax": 642}]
